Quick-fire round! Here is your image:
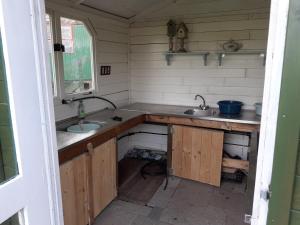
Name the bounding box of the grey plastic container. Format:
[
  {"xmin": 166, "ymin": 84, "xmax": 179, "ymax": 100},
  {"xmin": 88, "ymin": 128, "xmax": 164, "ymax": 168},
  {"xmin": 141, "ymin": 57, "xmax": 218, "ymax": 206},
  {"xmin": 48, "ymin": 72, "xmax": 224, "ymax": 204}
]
[{"xmin": 255, "ymin": 103, "xmax": 262, "ymax": 116}]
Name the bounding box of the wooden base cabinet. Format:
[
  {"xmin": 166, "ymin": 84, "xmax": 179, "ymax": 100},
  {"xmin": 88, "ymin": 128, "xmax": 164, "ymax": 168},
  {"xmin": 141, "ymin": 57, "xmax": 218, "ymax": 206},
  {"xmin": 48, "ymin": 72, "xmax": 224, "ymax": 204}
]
[
  {"xmin": 59, "ymin": 138, "xmax": 117, "ymax": 225},
  {"xmin": 171, "ymin": 125, "xmax": 224, "ymax": 187},
  {"xmin": 91, "ymin": 138, "xmax": 117, "ymax": 218},
  {"xmin": 60, "ymin": 154, "xmax": 89, "ymax": 225}
]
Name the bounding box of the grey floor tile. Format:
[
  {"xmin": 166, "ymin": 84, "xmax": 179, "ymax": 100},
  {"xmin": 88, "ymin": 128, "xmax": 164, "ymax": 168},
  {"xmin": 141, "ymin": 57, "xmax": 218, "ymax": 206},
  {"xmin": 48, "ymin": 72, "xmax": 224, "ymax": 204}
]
[
  {"xmin": 226, "ymin": 214, "xmax": 247, "ymax": 225},
  {"xmin": 220, "ymin": 180, "xmax": 247, "ymax": 194},
  {"xmin": 160, "ymin": 206, "xmax": 191, "ymax": 225},
  {"xmin": 148, "ymin": 177, "xmax": 180, "ymax": 208},
  {"xmin": 93, "ymin": 207, "xmax": 137, "ymax": 225},
  {"xmin": 131, "ymin": 215, "xmax": 156, "ymax": 225},
  {"xmin": 94, "ymin": 178, "xmax": 251, "ymax": 225},
  {"xmin": 156, "ymin": 222, "xmax": 175, "ymax": 225},
  {"xmin": 112, "ymin": 199, "xmax": 152, "ymax": 216},
  {"xmin": 148, "ymin": 207, "xmax": 164, "ymax": 221},
  {"xmin": 210, "ymin": 188, "xmax": 247, "ymax": 215}
]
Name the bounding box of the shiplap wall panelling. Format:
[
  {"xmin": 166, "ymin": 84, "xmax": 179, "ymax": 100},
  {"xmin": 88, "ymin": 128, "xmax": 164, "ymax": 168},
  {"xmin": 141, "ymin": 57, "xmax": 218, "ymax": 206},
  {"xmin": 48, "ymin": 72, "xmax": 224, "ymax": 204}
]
[
  {"xmin": 130, "ymin": 12, "xmax": 269, "ymax": 109},
  {"xmin": 127, "ymin": 3, "xmax": 270, "ymax": 153},
  {"xmin": 47, "ymin": 0, "xmax": 130, "ymax": 121}
]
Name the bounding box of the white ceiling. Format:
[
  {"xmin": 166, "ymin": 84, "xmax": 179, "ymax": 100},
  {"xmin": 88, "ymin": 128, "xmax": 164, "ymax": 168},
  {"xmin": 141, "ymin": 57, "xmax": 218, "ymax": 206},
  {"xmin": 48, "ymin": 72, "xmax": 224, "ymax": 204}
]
[
  {"xmin": 81, "ymin": 0, "xmax": 162, "ymax": 19},
  {"xmin": 78, "ymin": 0, "xmax": 270, "ymax": 21}
]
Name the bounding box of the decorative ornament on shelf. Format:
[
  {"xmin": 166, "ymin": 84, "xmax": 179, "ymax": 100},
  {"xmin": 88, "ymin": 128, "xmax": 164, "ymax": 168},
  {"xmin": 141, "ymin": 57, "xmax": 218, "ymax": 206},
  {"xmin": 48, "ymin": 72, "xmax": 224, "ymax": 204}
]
[
  {"xmin": 176, "ymin": 22, "xmax": 188, "ymax": 52},
  {"xmin": 167, "ymin": 20, "xmax": 177, "ymax": 52},
  {"xmin": 222, "ymin": 39, "xmax": 243, "ymax": 52}
]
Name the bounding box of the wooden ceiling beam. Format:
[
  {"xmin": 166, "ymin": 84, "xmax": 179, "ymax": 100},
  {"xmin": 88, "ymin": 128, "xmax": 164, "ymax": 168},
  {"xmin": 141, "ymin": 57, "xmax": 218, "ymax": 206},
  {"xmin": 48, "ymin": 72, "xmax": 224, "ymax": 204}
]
[{"xmin": 129, "ymin": 0, "xmax": 175, "ymax": 22}]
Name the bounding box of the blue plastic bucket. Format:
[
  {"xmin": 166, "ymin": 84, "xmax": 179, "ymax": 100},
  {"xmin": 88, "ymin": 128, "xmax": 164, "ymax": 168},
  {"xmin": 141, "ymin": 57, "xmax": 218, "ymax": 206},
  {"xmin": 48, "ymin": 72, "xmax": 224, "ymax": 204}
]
[{"xmin": 217, "ymin": 100, "xmax": 243, "ymax": 115}]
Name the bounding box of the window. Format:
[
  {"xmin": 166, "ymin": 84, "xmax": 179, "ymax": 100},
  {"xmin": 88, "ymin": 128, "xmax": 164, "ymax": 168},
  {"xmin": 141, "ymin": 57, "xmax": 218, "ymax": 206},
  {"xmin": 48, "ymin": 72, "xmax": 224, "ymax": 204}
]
[
  {"xmin": 45, "ymin": 14, "xmax": 95, "ymax": 97},
  {"xmin": 60, "ymin": 17, "xmax": 94, "ymax": 95}
]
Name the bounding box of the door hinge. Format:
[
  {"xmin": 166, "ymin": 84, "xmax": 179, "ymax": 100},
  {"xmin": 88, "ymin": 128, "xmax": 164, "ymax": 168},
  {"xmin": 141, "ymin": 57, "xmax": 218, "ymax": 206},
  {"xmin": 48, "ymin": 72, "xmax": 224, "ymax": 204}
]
[{"xmin": 260, "ymin": 187, "xmax": 272, "ymax": 201}]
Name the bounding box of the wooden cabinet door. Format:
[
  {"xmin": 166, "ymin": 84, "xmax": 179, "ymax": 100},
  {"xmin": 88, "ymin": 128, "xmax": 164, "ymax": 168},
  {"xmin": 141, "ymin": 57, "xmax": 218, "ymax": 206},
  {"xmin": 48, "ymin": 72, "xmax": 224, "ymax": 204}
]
[
  {"xmin": 60, "ymin": 154, "xmax": 89, "ymax": 225},
  {"xmin": 91, "ymin": 138, "xmax": 117, "ymax": 217},
  {"xmin": 172, "ymin": 125, "xmax": 224, "ymax": 186}
]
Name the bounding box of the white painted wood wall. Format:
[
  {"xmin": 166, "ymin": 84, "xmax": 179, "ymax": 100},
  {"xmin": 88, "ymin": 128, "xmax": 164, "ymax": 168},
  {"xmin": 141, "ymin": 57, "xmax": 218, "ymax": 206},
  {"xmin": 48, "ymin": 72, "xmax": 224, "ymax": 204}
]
[
  {"xmin": 126, "ymin": 1, "xmax": 270, "ymax": 154},
  {"xmin": 129, "ymin": 10, "xmax": 270, "ymax": 109},
  {"xmin": 47, "ymin": 0, "xmax": 130, "ymax": 121}
]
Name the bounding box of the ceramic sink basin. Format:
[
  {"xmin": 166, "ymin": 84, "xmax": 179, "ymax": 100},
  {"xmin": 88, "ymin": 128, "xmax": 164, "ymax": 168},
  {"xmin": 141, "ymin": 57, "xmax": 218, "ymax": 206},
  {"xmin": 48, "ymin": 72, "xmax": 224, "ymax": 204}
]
[
  {"xmin": 184, "ymin": 108, "xmax": 211, "ymax": 117},
  {"xmin": 67, "ymin": 122, "xmax": 104, "ymax": 133}
]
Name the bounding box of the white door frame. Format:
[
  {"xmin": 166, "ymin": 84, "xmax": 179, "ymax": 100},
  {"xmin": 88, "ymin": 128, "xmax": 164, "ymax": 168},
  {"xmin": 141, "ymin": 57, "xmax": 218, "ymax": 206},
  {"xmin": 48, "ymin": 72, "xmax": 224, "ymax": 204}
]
[
  {"xmin": 0, "ymin": 0, "xmax": 292, "ymax": 224},
  {"xmin": 251, "ymin": 0, "xmax": 290, "ymax": 224},
  {"xmin": 0, "ymin": 0, "xmax": 63, "ymax": 224}
]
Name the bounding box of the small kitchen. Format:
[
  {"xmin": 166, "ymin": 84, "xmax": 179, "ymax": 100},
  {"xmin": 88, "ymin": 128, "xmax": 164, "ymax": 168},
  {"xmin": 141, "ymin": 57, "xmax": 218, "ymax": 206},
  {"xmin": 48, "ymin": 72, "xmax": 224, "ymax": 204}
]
[{"xmin": 49, "ymin": 0, "xmax": 270, "ymax": 225}]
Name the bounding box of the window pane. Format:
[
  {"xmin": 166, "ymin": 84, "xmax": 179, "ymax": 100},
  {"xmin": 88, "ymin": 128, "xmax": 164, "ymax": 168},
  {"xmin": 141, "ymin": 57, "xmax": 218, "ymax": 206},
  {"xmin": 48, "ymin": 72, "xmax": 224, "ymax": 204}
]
[
  {"xmin": 45, "ymin": 14, "xmax": 57, "ymax": 97},
  {"xmin": 0, "ymin": 33, "xmax": 18, "ymax": 185},
  {"xmin": 1, "ymin": 213, "xmax": 20, "ymax": 225},
  {"xmin": 60, "ymin": 17, "xmax": 94, "ymax": 95}
]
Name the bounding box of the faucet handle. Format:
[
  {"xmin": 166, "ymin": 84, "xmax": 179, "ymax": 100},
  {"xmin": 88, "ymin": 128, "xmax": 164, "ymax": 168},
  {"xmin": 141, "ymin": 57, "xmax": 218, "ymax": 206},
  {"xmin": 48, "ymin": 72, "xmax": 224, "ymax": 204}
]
[{"xmin": 200, "ymin": 105, "xmax": 209, "ymax": 110}]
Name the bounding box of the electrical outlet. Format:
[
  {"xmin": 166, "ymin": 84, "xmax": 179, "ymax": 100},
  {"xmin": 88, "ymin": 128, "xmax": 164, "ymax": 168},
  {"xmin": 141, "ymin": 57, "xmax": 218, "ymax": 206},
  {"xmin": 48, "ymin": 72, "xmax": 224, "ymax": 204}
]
[{"xmin": 100, "ymin": 65, "xmax": 111, "ymax": 75}]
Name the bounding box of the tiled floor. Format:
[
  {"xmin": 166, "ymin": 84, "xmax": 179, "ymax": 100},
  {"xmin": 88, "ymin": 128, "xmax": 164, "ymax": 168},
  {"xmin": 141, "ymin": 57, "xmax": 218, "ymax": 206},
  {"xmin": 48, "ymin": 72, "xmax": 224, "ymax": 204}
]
[{"xmin": 94, "ymin": 177, "xmax": 249, "ymax": 225}]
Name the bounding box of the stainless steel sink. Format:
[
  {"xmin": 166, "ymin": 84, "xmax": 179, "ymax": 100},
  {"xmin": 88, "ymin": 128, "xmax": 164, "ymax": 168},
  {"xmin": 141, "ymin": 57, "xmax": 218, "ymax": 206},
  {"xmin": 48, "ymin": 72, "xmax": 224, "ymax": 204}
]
[{"xmin": 184, "ymin": 108, "xmax": 211, "ymax": 117}]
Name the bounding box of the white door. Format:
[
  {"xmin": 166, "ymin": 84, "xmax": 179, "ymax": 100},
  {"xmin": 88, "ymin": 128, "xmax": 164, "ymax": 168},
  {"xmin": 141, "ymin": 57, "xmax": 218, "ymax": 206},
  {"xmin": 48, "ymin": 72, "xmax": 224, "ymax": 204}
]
[
  {"xmin": 251, "ymin": 0, "xmax": 290, "ymax": 224},
  {"xmin": 0, "ymin": 0, "xmax": 62, "ymax": 225}
]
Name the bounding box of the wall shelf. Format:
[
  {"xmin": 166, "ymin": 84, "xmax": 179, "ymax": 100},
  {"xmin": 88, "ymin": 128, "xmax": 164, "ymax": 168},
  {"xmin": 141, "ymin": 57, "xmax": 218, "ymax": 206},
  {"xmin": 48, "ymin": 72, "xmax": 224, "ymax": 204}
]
[
  {"xmin": 165, "ymin": 51, "xmax": 210, "ymax": 66},
  {"xmin": 216, "ymin": 50, "xmax": 266, "ymax": 66},
  {"xmin": 164, "ymin": 50, "xmax": 266, "ymax": 66}
]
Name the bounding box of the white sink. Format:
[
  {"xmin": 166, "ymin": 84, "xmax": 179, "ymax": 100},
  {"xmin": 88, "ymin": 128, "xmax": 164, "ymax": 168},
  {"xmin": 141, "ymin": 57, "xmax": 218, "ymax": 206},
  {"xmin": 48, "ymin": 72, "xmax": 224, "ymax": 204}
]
[{"xmin": 67, "ymin": 122, "xmax": 104, "ymax": 133}]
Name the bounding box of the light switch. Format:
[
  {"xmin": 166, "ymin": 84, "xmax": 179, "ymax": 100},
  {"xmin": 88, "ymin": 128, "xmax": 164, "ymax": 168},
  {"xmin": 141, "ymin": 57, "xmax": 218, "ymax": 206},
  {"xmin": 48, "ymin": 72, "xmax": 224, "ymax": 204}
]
[{"xmin": 100, "ymin": 65, "xmax": 111, "ymax": 76}]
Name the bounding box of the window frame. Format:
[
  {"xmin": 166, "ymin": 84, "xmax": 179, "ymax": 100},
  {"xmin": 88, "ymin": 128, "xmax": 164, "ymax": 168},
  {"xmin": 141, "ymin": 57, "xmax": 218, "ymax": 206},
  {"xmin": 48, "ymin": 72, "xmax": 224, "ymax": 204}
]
[
  {"xmin": 45, "ymin": 10, "xmax": 60, "ymax": 104},
  {"xmin": 46, "ymin": 9, "xmax": 97, "ymax": 103}
]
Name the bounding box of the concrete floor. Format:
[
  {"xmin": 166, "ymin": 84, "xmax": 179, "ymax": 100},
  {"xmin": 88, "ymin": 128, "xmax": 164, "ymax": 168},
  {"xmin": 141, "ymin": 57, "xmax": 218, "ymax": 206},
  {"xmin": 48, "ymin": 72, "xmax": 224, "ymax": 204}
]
[{"xmin": 94, "ymin": 177, "xmax": 249, "ymax": 225}]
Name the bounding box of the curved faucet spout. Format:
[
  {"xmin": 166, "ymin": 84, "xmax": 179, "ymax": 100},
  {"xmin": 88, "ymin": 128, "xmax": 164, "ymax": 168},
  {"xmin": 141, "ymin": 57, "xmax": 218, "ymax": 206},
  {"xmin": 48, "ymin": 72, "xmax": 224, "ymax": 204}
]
[{"xmin": 194, "ymin": 94, "xmax": 209, "ymax": 110}]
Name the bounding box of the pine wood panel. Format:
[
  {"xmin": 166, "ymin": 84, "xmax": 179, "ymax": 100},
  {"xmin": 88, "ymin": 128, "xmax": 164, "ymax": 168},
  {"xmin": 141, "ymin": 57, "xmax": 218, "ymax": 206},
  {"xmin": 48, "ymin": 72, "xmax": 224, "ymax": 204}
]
[
  {"xmin": 60, "ymin": 154, "xmax": 89, "ymax": 225},
  {"xmin": 146, "ymin": 115, "xmax": 259, "ymax": 132},
  {"xmin": 222, "ymin": 158, "xmax": 250, "ymax": 171},
  {"xmin": 91, "ymin": 138, "xmax": 117, "ymax": 217},
  {"xmin": 172, "ymin": 125, "xmax": 224, "ymax": 186}
]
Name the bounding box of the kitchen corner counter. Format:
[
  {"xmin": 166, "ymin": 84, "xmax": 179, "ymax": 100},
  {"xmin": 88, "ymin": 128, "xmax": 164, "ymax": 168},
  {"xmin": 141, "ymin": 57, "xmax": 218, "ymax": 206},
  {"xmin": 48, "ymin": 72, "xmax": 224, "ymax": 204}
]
[{"xmin": 57, "ymin": 103, "xmax": 260, "ymax": 164}]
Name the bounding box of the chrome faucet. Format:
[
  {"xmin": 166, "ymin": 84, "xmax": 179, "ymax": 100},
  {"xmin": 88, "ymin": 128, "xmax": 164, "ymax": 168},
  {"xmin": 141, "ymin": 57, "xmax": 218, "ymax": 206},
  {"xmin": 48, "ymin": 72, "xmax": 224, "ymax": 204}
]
[{"xmin": 194, "ymin": 95, "xmax": 209, "ymax": 110}]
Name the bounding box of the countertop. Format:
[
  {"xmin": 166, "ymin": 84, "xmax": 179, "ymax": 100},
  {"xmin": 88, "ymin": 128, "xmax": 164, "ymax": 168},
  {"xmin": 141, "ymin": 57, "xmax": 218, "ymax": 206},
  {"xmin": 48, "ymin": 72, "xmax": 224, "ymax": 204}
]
[
  {"xmin": 120, "ymin": 103, "xmax": 261, "ymax": 125},
  {"xmin": 56, "ymin": 109, "xmax": 144, "ymax": 151},
  {"xmin": 56, "ymin": 102, "xmax": 261, "ymax": 151}
]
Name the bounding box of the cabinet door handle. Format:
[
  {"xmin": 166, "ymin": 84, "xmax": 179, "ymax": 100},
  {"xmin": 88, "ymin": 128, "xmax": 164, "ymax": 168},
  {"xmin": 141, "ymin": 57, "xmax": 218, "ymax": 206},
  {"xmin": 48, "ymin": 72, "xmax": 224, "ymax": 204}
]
[{"xmin": 87, "ymin": 143, "xmax": 94, "ymax": 154}]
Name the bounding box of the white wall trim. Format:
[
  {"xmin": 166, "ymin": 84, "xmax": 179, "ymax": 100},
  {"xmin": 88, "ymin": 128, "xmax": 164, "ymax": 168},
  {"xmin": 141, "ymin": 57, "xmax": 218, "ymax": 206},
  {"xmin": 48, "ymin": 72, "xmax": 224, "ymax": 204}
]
[
  {"xmin": 30, "ymin": 0, "xmax": 64, "ymax": 224},
  {"xmin": 251, "ymin": 0, "xmax": 290, "ymax": 224}
]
